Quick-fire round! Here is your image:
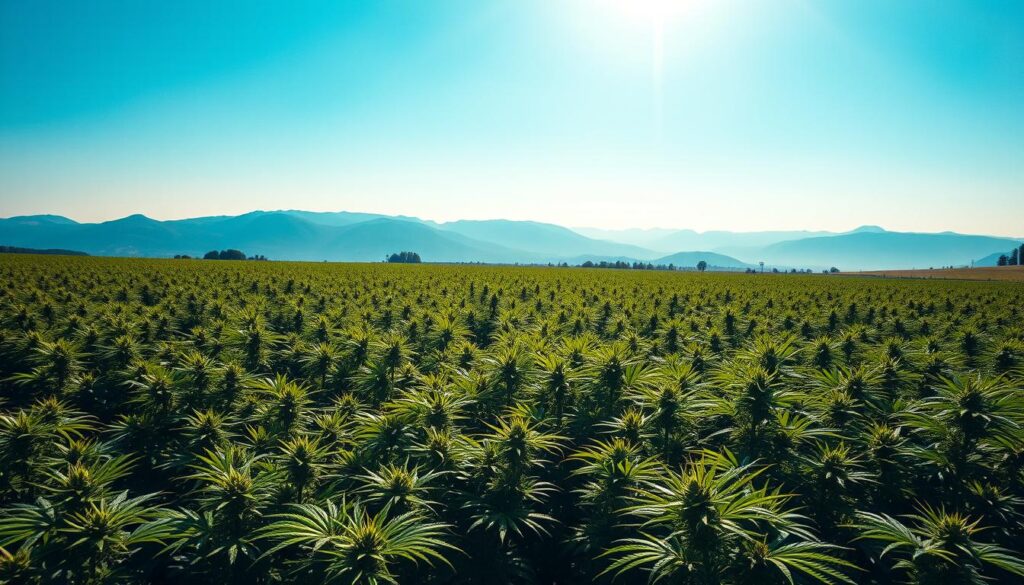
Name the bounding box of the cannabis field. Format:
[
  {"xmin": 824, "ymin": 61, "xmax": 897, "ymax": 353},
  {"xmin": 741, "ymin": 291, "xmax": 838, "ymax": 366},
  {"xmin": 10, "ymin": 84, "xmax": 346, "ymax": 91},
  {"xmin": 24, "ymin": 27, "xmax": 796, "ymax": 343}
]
[{"xmin": 2, "ymin": 255, "xmax": 1024, "ymax": 585}]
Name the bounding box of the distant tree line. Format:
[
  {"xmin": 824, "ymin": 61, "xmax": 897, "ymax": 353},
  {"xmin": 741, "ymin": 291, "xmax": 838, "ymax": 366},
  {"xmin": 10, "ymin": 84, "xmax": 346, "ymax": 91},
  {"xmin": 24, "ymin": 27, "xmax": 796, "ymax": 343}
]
[
  {"xmin": 743, "ymin": 267, "xmax": 834, "ymax": 274},
  {"xmin": 387, "ymin": 251, "xmax": 422, "ymax": 263},
  {"xmin": 199, "ymin": 250, "xmax": 268, "ymax": 261},
  {"xmin": 996, "ymin": 244, "xmax": 1024, "ymax": 266},
  {"xmin": 572, "ymin": 260, "xmax": 830, "ymax": 274},
  {"xmin": 577, "ymin": 260, "xmax": 680, "ymax": 271},
  {"xmin": 0, "ymin": 246, "xmax": 88, "ymax": 256}
]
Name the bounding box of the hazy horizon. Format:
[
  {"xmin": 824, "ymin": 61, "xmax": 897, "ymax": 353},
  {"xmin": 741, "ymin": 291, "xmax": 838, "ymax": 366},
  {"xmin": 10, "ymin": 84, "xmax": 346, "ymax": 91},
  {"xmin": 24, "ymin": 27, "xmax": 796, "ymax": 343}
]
[
  {"xmin": 4, "ymin": 207, "xmax": 1023, "ymax": 241},
  {"xmin": 2, "ymin": 1, "xmax": 1023, "ymax": 236}
]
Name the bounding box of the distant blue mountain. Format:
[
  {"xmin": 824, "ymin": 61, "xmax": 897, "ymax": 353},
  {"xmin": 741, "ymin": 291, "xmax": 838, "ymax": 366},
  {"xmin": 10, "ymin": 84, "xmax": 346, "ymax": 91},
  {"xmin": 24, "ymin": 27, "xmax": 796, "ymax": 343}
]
[
  {"xmin": 761, "ymin": 231, "xmax": 1021, "ymax": 270},
  {"xmin": 278, "ymin": 210, "xmax": 426, "ymax": 227},
  {"xmin": 576, "ymin": 224, "xmax": 896, "ymax": 255},
  {"xmin": 0, "ymin": 213, "xmax": 517, "ymax": 262},
  {"xmin": 3, "ymin": 215, "xmax": 79, "ymax": 226},
  {"xmin": 649, "ymin": 229, "xmax": 838, "ymax": 254},
  {"xmin": 974, "ymin": 252, "xmax": 1004, "ymax": 267},
  {"xmin": 653, "ymin": 251, "xmax": 752, "ymax": 270},
  {"xmin": 438, "ymin": 219, "xmax": 658, "ymax": 260},
  {"xmin": 847, "ymin": 225, "xmax": 886, "ymax": 234},
  {"xmin": 0, "ymin": 212, "xmax": 648, "ymax": 263},
  {"xmin": 975, "ymin": 245, "xmax": 1024, "ymax": 267},
  {"xmin": 569, "ymin": 227, "xmax": 680, "ymax": 249},
  {"xmin": 2, "ymin": 212, "xmax": 1018, "ymax": 270}
]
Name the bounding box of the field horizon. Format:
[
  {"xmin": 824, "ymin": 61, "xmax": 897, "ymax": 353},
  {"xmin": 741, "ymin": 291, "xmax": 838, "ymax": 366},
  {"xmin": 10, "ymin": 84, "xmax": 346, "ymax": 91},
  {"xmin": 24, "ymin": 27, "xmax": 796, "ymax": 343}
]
[
  {"xmin": 847, "ymin": 265, "xmax": 1024, "ymax": 282},
  {"xmin": 3, "ymin": 210, "xmax": 1022, "ymax": 272}
]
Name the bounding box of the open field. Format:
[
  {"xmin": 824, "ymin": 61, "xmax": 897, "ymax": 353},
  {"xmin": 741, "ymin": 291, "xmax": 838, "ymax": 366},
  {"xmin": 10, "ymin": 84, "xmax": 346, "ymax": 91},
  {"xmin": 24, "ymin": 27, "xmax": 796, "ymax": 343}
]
[
  {"xmin": 1, "ymin": 254, "xmax": 1023, "ymax": 584},
  {"xmin": 846, "ymin": 265, "xmax": 1024, "ymax": 281}
]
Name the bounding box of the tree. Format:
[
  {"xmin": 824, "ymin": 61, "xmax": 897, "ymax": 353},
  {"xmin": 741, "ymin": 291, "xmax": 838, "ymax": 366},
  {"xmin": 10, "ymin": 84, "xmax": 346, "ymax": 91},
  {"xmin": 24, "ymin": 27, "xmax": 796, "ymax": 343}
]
[
  {"xmin": 696, "ymin": 260, "xmax": 708, "ymax": 272},
  {"xmin": 830, "ymin": 267, "xmax": 840, "ymax": 273},
  {"xmin": 1010, "ymin": 248, "xmax": 1019, "ymax": 266},
  {"xmin": 997, "ymin": 255, "xmax": 1008, "ymax": 266},
  {"xmin": 388, "ymin": 251, "xmax": 422, "ymax": 264},
  {"xmin": 219, "ymin": 249, "xmax": 246, "ymax": 260},
  {"xmin": 203, "ymin": 249, "xmax": 248, "ymax": 260}
]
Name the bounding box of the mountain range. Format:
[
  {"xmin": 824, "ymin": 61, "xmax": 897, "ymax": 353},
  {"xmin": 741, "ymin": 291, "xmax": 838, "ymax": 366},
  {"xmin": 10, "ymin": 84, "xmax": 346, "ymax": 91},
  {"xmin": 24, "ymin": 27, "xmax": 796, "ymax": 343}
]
[{"xmin": 1, "ymin": 211, "xmax": 1020, "ymax": 270}]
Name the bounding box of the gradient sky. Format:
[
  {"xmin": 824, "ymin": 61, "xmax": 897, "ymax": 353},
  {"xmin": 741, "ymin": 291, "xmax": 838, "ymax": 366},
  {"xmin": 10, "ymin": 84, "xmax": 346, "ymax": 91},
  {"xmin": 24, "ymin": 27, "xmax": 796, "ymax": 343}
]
[{"xmin": 1, "ymin": 0, "xmax": 1022, "ymax": 235}]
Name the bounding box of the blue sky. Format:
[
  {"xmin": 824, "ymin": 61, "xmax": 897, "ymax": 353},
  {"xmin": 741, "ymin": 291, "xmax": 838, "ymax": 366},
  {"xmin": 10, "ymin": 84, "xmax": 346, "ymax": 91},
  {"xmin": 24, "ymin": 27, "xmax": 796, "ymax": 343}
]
[{"xmin": 1, "ymin": 0, "xmax": 1022, "ymax": 235}]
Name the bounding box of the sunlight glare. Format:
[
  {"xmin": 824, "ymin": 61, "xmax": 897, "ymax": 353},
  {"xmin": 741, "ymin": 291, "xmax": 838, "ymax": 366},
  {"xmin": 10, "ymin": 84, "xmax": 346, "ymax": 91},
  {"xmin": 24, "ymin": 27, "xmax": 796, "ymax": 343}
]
[
  {"xmin": 607, "ymin": 0, "xmax": 689, "ymax": 25},
  {"xmin": 588, "ymin": 0, "xmax": 701, "ymax": 135}
]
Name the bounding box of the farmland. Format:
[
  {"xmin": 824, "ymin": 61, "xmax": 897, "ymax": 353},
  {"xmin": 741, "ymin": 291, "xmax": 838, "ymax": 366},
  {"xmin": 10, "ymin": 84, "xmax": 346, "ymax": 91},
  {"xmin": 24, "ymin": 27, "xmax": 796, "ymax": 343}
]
[
  {"xmin": 1, "ymin": 255, "xmax": 1023, "ymax": 585},
  {"xmin": 847, "ymin": 265, "xmax": 1024, "ymax": 282}
]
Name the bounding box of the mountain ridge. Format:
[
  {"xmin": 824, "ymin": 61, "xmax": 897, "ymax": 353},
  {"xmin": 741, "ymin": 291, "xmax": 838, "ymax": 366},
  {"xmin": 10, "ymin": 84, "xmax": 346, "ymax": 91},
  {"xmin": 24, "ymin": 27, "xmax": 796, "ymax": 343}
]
[
  {"xmin": 762, "ymin": 231, "xmax": 1021, "ymax": 271},
  {"xmin": 2, "ymin": 212, "xmax": 1019, "ymax": 270}
]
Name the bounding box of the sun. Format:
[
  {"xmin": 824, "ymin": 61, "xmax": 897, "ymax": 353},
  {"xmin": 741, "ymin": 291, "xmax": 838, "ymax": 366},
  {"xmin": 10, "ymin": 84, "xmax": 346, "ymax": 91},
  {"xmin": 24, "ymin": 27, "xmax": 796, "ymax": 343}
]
[
  {"xmin": 589, "ymin": 0, "xmax": 696, "ymax": 129},
  {"xmin": 597, "ymin": 0, "xmax": 690, "ymax": 26}
]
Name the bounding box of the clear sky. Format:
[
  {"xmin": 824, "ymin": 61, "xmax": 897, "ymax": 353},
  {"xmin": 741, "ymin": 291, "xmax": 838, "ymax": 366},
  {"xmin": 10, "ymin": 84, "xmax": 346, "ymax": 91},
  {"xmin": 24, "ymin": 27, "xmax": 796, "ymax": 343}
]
[{"xmin": 1, "ymin": 0, "xmax": 1022, "ymax": 235}]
